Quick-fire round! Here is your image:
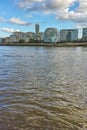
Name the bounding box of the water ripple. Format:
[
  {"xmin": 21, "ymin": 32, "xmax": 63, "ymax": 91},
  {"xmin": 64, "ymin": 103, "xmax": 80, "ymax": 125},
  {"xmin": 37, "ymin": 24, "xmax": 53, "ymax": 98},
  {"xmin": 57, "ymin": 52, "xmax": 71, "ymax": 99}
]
[{"xmin": 0, "ymin": 46, "xmax": 87, "ymax": 130}]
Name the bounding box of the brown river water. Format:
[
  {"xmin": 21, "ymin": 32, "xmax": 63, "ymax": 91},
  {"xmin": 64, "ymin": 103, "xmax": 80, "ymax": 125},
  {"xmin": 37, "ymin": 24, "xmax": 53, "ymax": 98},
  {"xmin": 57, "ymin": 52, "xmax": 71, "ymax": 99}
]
[{"xmin": 0, "ymin": 46, "xmax": 87, "ymax": 130}]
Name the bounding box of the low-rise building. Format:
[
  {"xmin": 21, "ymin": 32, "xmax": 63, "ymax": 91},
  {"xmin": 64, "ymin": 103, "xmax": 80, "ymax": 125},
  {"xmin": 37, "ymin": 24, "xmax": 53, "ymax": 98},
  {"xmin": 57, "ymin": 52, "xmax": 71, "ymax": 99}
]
[
  {"xmin": 10, "ymin": 32, "xmax": 35, "ymax": 43},
  {"xmin": 14, "ymin": 32, "xmax": 25, "ymax": 42},
  {"xmin": 10, "ymin": 35, "xmax": 18, "ymax": 43},
  {"xmin": 25, "ymin": 32, "xmax": 35, "ymax": 42}
]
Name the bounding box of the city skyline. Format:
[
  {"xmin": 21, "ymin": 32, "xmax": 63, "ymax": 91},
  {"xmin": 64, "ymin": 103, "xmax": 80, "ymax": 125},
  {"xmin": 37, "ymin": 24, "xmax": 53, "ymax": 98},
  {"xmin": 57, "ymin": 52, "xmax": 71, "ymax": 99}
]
[{"xmin": 0, "ymin": 0, "xmax": 86, "ymax": 38}]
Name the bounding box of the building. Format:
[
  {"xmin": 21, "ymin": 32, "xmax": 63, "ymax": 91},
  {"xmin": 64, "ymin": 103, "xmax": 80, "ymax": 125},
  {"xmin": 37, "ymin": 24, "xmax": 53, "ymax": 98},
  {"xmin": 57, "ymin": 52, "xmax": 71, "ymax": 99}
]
[
  {"xmin": 60, "ymin": 29, "xmax": 78, "ymax": 42},
  {"xmin": 0, "ymin": 38, "xmax": 2, "ymax": 44},
  {"xmin": 5, "ymin": 37, "xmax": 11, "ymax": 43},
  {"xmin": 15, "ymin": 32, "xmax": 25, "ymax": 42},
  {"xmin": 60, "ymin": 30, "xmax": 68, "ymax": 42},
  {"xmin": 35, "ymin": 24, "xmax": 39, "ymax": 41},
  {"xmin": 11, "ymin": 32, "xmax": 27, "ymax": 42},
  {"xmin": 44, "ymin": 28, "xmax": 60, "ymax": 43},
  {"xmin": 8, "ymin": 32, "xmax": 36, "ymax": 43},
  {"xmin": 35, "ymin": 32, "xmax": 44, "ymax": 42},
  {"xmin": 39, "ymin": 32, "xmax": 44, "ymax": 42},
  {"xmin": 10, "ymin": 35, "xmax": 18, "ymax": 43},
  {"xmin": 25, "ymin": 32, "xmax": 35, "ymax": 42},
  {"xmin": 70, "ymin": 29, "xmax": 78, "ymax": 42},
  {"xmin": 1, "ymin": 38, "xmax": 6, "ymax": 44},
  {"xmin": 82, "ymin": 28, "xmax": 87, "ymax": 41}
]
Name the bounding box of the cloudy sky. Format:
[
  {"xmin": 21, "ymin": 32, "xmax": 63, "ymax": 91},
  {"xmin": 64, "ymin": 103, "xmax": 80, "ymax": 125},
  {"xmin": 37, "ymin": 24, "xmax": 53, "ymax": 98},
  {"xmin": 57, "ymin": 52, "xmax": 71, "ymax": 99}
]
[{"xmin": 0, "ymin": 0, "xmax": 87, "ymax": 37}]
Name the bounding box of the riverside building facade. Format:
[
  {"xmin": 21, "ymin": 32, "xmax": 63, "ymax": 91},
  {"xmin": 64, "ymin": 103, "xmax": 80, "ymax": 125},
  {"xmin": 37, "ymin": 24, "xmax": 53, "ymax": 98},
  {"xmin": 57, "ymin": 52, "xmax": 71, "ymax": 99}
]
[
  {"xmin": 5, "ymin": 32, "xmax": 35, "ymax": 43},
  {"xmin": 60, "ymin": 29, "xmax": 78, "ymax": 42},
  {"xmin": 44, "ymin": 28, "xmax": 60, "ymax": 43},
  {"xmin": 82, "ymin": 28, "xmax": 87, "ymax": 41},
  {"xmin": 2, "ymin": 24, "xmax": 87, "ymax": 44}
]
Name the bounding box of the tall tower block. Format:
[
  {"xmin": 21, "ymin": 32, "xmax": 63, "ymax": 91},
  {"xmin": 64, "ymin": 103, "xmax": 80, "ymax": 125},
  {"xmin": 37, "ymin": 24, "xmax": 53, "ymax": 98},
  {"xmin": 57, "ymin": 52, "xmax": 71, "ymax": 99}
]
[{"xmin": 35, "ymin": 24, "xmax": 39, "ymax": 41}]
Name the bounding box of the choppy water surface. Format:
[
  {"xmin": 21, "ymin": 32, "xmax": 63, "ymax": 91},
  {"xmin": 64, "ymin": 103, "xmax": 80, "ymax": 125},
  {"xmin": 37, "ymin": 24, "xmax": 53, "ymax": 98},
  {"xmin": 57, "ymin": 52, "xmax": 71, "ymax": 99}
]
[{"xmin": 0, "ymin": 46, "xmax": 87, "ymax": 130}]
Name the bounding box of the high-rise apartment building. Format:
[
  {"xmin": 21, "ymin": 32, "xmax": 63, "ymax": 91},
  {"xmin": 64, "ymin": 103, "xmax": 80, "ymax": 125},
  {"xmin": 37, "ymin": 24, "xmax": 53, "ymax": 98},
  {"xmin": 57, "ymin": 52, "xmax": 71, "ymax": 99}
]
[{"xmin": 35, "ymin": 24, "xmax": 39, "ymax": 41}]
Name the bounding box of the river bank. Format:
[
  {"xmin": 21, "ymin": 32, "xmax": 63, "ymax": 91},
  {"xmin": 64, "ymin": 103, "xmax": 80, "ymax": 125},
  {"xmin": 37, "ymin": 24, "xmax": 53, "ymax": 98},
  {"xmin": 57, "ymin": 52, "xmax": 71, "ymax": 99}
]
[{"xmin": 1, "ymin": 42, "xmax": 87, "ymax": 47}]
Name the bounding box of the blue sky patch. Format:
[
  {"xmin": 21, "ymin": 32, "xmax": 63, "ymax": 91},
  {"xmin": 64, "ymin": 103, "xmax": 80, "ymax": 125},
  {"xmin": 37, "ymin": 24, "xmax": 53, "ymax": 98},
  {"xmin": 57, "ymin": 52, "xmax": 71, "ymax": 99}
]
[{"xmin": 69, "ymin": 1, "xmax": 80, "ymax": 11}]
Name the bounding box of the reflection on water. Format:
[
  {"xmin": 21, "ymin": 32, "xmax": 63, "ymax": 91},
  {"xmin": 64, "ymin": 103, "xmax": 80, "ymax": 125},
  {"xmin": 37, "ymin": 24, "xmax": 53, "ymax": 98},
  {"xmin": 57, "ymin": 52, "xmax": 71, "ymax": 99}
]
[{"xmin": 0, "ymin": 46, "xmax": 87, "ymax": 130}]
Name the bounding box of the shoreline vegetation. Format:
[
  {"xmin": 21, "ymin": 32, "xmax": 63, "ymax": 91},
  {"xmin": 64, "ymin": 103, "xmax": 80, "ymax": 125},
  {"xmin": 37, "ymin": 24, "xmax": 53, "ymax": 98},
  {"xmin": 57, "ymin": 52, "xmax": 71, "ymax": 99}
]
[{"xmin": 1, "ymin": 42, "xmax": 87, "ymax": 47}]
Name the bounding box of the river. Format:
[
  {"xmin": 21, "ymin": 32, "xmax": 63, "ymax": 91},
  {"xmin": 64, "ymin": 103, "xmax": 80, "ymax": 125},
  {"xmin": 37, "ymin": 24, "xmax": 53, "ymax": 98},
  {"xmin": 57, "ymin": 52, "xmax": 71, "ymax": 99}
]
[{"xmin": 0, "ymin": 46, "xmax": 87, "ymax": 130}]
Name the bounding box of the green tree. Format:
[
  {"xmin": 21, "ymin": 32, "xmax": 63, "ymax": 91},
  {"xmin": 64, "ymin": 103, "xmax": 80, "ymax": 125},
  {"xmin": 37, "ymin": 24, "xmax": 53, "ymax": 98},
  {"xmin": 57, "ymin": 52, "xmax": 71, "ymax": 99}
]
[
  {"xmin": 29, "ymin": 38, "xmax": 35, "ymax": 43},
  {"xmin": 19, "ymin": 39, "xmax": 25, "ymax": 43}
]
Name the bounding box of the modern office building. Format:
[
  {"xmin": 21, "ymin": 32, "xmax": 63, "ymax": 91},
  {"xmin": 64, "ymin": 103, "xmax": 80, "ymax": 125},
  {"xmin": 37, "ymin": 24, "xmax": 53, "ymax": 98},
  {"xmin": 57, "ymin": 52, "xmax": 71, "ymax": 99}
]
[
  {"xmin": 35, "ymin": 24, "xmax": 39, "ymax": 41},
  {"xmin": 82, "ymin": 28, "xmax": 87, "ymax": 41},
  {"xmin": 70, "ymin": 29, "xmax": 78, "ymax": 42},
  {"xmin": 60, "ymin": 30, "xmax": 68, "ymax": 42},
  {"xmin": 44, "ymin": 28, "xmax": 60, "ymax": 43},
  {"xmin": 60, "ymin": 29, "xmax": 78, "ymax": 42}
]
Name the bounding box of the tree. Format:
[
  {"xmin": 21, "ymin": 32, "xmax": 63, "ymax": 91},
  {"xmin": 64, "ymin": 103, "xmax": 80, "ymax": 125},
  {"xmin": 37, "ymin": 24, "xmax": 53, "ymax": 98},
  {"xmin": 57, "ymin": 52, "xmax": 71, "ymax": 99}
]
[
  {"xmin": 29, "ymin": 38, "xmax": 35, "ymax": 43},
  {"xmin": 19, "ymin": 39, "xmax": 25, "ymax": 43}
]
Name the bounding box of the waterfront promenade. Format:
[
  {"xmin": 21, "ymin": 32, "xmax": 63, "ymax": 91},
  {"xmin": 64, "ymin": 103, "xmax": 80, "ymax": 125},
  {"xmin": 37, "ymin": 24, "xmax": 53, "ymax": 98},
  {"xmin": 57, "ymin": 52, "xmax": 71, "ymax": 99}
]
[{"xmin": 1, "ymin": 42, "xmax": 87, "ymax": 47}]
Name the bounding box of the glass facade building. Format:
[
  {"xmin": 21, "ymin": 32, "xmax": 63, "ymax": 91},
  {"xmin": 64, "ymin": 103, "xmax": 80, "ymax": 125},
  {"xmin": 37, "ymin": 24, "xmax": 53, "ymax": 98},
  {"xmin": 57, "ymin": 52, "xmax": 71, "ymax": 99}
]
[
  {"xmin": 44, "ymin": 28, "xmax": 59, "ymax": 43},
  {"xmin": 82, "ymin": 28, "xmax": 87, "ymax": 41},
  {"xmin": 60, "ymin": 29, "xmax": 78, "ymax": 42}
]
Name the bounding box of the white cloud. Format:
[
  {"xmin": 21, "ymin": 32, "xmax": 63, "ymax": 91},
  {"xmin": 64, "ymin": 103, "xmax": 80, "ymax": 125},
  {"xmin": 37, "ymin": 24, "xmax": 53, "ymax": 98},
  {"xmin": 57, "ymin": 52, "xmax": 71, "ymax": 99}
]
[
  {"xmin": 77, "ymin": 0, "xmax": 87, "ymax": 13},
  {"xmin": 18, "ymin": 0, "xmax": 74, "ymax": 11},
  {"xmin": 0, "ymin": 16, "xmax": 33, "ymax": 26},
  {"xmin": 55, "ymin": 1, "xmax": 87, "ymax": 27},
  {"xmin": 17, "ymin": 0, "xmax": 43, "ymax": 8},
  {"xmin": 9, "ymin": 17, "xmax": 32, "ymax": 25},
  {"xmin": 45, "ymin": 0, "xmax": 74, "ymax": 10},
  {"xmin": 1, "ymin": 28, "xmax": 20, "ymax": 33},
  {"xmin": 17, "ymin": 0, "xmax": 87, "ymax": 28}
]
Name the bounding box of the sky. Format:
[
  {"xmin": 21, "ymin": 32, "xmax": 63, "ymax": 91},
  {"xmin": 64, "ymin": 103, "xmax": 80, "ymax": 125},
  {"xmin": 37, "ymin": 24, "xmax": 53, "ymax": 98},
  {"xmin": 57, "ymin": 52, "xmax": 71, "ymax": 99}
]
[{"xmin": 0, "ymin": 0, "xmax": 87, "ymax": 38}]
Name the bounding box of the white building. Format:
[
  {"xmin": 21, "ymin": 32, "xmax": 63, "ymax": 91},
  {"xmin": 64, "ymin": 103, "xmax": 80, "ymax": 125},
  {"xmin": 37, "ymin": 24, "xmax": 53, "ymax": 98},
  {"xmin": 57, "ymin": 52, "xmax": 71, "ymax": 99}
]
[
  {"xmin": 15, "ymin": 32, "xmax": 25, "ymax": 42},
  {"xmin": 60, "ymin": 29, "xmax": 78, "ymax": 42},
  {"xmin": 5, "ymin": 37, "xmax": 11, "ymax": 43},
  {"xmin": 10, "ymin": 35, "xmax": 18, "ymax": 42},
  {"xmin": 25, "ymin": 32, "xmax": 35, "ymax": 42},
  {"xmin": 8, "ymin": 32, "xmax": 35, "ymax": 43},
  {"xmin": 35, "ymin": 32, "xmax": 44, "ymax": 42}
]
